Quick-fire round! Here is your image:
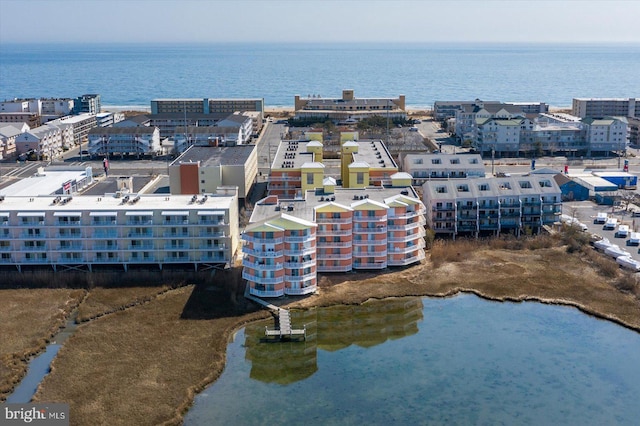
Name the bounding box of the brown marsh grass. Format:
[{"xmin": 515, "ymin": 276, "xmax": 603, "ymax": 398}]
[{"xmin": 3, "ymin": 233, "xmax": 639, "ymax": 424}]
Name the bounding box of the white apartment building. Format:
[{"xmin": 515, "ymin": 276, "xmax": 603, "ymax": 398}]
[
  {"xmin": 0, "ymin": 189, "xmax": 239, "ymax": 272},
  {"xmin": 15, "ymin": 124, "xmax": 65, "ymax": 159},
  {"xmin": 401, "ymin": 153, "xmax": 485, "ymax": 185},
  {"xmin": 172, "ymin": 126, "xmax": 244, "ymax": 153},
  {"xmin": 49, "ymin": 113, "xmax": 97, "ymax": 146},
  {"xmin": 583, "ymin": 117, "xmax": 629, "ymax": 156},
  {"xmin": 454, "ymin": 101, "xmax": 525, "ymax": 143},
  {"xmin": 87, "ymin": 127, "xmax": 161, "ymax": 157},
  {"xmin": 423, "ymin": 176, "xmax": 562, "ymax": 238}
]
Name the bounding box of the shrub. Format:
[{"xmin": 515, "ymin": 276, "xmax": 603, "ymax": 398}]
[{"xmin": 614, "ymin": 273, "xmax": 638, "ymax": 293}]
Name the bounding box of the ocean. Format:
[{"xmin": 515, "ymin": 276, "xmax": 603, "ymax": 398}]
[{"xmin": 1, "ymin": 42, "xmax": 639, "ymax": 110}]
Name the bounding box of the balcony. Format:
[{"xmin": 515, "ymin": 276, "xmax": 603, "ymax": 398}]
[
  {"xmin": 388, "ymin": 251, "xmax": 426, "ymax": 266},
  {"xmin": 242, "ymin": 259, "xmax": 284, "ymax": 270},
  {"xmin": 316, "ymin": 252, "xmax": 352, "ymax": 260},
  {"xmin": 285, "ymin": 272, "xmax": 316, "ymax": 283},
  {"xmin": 317, "ymin": 264, "xmax": 353, "ymax": 272},
  {"xmin": 284, "ymin": 260, "xmax": 316, "ymax": 269},
  {"xmin": 284, "ymin": 246, "xmax": 315, "ymax": 256},
  {"xmin": 128, "ymin": 243, "xmax": 154, "ymax": 250},
  {"xmin": 353, "ymin": 261, "xmax": 387, "ymax": 269},
  {"xmin": 242, "ymin": 270, "xmax": 284, "ymax": 284},
  {"xmin": 353, "ymin": 249, "xmax": 388, "ymax": 257},
  {"xmin": 317, "ymin": 240, "xmax": 352, "ymax": 248},
  {"xmin": 198, "ymin": 219, "xmax": 226, "ymax": 226},
  {"xmin": 162, "ymin": 231, "xmax": 190, "ymax": 238},
  {"xmin": 93, "ymin": 230, "xmax": 119, "ymax": 238},
  {"xmin": 20, "ymin": 232, "xmax": 47, "ymax": 239},
  {"xmin": 242, "ymin": 247, "xmax": 283, "ymax": 257},
  {"xmin": 164, "ymin": 243, "xmax": 190, "ymax": 250},
  {"xmin": 128, "ymin": 231, "xmax": 153, "ymax": 238},
  {"xmin": 285, "ymin": 286, "xmax": 317, "ymax": 296},
  {"xmin": 353, "ymin": 215, "xmax": 387, "ymax": 223},
  {"xmin": 388, "ymin": 233, "xmax": 423, "ymax": 243},
  {"xmin": 432, "ymin": 205, "xmax": 455, "ymax": 212},
  {"xmin": 317, "ymin": 229, "xmax": 352, "ymax": 236},
  {"xmin": 57, "ymin": 244, "xmax": 84, "ymax": 251},
  {"xmin": 285, "ymin": 234, "xmax": 316, "ymax": 243},
  {"xmin": 242, "ymin": 235, "xmax": 284, "ymax": 244},
  {"xmin": 315, "ymin": 217, "xmax": 352, "ymax": 224},
  {"xmin": 353, "ymin": 226, "xmax": 387, "ymax": 234},
  {"xmin": 250, "ymin": 288, "xmax": 284, "ymax": 298}
]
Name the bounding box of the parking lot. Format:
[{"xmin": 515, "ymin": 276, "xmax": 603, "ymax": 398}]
[{"xmin": 564, "ymin": 200, "xmax": 640, "ymax": 261}]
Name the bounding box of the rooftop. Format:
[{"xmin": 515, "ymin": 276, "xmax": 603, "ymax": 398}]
[{"xmin": 171, "ymin": 145, "xmax": 255, "ymax": 167}]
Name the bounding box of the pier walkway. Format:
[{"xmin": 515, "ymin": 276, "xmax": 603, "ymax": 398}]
[{"xmin": 244, "ymin": 284, "xmax": 306, "ymax": 340}]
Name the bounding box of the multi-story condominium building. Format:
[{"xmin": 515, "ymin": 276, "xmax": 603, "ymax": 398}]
[
  {"xmin": 268, "ymin": 139, "xmax": 398, "ymax": 198},
  {"xmin": 168, "ymin": 145, "xmax": 257, "ymax": 201},
  {"xmin": 294, "ymin": 90, "xmax": 407, "ymax": 123},
  {"xmin": 572, "ymin": 98, "xmax": 639, "ymax": 118},
  {"xmin": 0, "ymin": 112, "xmax": 40, "ymax": 128},
  {"xmin": 473, "ymin": 113, "xmax": 627, "ymax": 158},
  {"xmin": 15, "ymin": 123, "xmax": 66, "ymax": 160},
  {"xmin": 87, "ymin": 126, "xmax": 162, "ymax": 158},
  {"xmin": 95, "ymin": 112, "xmax": 125, "ymax": 128},
  {"xmin": 151, "ymin": 98, "xmax": 264, "ymax": 115},
  {"xmin": 172, "ymin": 126, "xmax": 244, "ymax": 153},
  {"xmin": 401, "ymin": 153, "xmax": 485, "ymax": 185},
  {"xmin": 454, "ymin": 101, "xmax": 526, "ymax": 143},
  {"xmin": 150, "ymin": 98, "xmax": 264, "ymax": 133},
  {"xmin": 628, "ymin": 117, "xmax": 640, "ymax": 146},
  {"xmin": 423, "ymin": 176, "xmax": 562, "ymax": 238},
  {"xmin": 433, "ymin": 100, "xmax": 548, "ymax": 122},
  {"xmin": 582, "ymin": 116, "xmax": 629, "ymax": 156},
  {"xmin": 49, "ymin": 113, "xmax": 97, "ymax": 146},
  {"xmin": 0, "ymin": 188, "xmax": 239, "ymax": 272},
  {"xmin": 243, "ymin": 181, "xmax": 426, "ymax": 297},
  {"xmin": 215, "ymin": 114, "xmax": 254, "ymax": 144},
  {"xmin": 0, "ymin": 123, "xmax": 25, "ymax": 160},
  {"xmin": 0, "ymin": 97, "xmax": 74, "ymax": 118},
  {"xmin": 147, "ymin": 113, "xmax": 219, "ymax": 138},
  {"xmin": 73, "ymin": 94, "xmax": 101, "ymax": 115}
]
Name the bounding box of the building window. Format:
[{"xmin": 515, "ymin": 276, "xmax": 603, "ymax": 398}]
[
  {"xmin": 307, "ymin": 173, "xmax": 314, "ymax": 185},
  {"xmin": 357, "ymin": 172, "xmax": 364, "ymax": 185}
]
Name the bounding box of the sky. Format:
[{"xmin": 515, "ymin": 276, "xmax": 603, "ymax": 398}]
[{"xmin": 1, "ymin": 0, "xmax": 639, "ymax": 44}]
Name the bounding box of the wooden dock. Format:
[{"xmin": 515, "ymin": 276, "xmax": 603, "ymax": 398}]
[{"xmin": 265, "ymin": 308, "xmax": 306, "ymax": 340}]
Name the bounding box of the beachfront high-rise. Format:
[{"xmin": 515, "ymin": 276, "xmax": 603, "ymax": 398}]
[
  {"xmin": 294, "ymin": 90, "xmax": 407, "ymax": 123},
  {"xmin": 572, "ymin": 98, "xmax": 639, "ymax": 118}
]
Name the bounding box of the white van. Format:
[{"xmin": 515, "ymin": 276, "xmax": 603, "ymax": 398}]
[
  {"xmin": 615, "ymin": 225, "xmax": 630, "ymax": 238},
  {"xmin": 603, "ymin": 218, "xmax": 618, "ymax": 230},
  {"xmin": 594, "ymin": 212, "xmax": 608, "ymax": 224},
  {"xmin": 627, "ymin": 232, "xmax": 640, "ymax": 246}
]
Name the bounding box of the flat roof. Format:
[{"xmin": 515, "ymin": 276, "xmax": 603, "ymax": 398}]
[
  {"xmin": 0, "ymin": 193, "xmax": 236, "ymax": 212},
  {"xmin": 0, "ymin": 170, "xmax": 90, "ymax": 196},
  {"xmin": 171, "ymin": 145, "xmax": 255, "ymax": 167}
]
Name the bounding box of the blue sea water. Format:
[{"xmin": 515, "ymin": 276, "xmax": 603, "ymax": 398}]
[
  {"xmin": 184, "ymin": 294, "xmax": 640, "ymax": 425},
  {"xmin": 1, "ymin": 42, "xmax": 639, "ymax": 109}
]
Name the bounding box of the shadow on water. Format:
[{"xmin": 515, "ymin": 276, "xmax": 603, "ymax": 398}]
[
  {"xmin": 242, "ymin": 297, "xmax": 424, "ymax": 385},
  {"xmin": 6, "ymin": 311, "xmax": 79, "ymax": 403}
]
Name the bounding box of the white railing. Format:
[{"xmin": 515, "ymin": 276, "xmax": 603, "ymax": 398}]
[
  {"xmin": 284, "ymin": 246, "xmax": 315, "ymax": 256},
  {"xmin": 242, "ymin": 259, "xmax": 284, "ymax": 270},
  {"xmin": 353, "ymin": 215, "xmax": 387, "ymax": 223},
  {"xmin": 353, "ymin": 249, "xmax": 388, "ymax": 257},
  {"xmin": 250, "ymin": 288, "xmax": 284, "ymax": 298},
  {"xmin": 317, "ymin": 229, "xmax": 352, "ymax": 236},
  {"xmin": 353, "ymin": 261, "xmax": 387, "ymax": 269},
  {"xmin": 315, "ymin": 217, "xmax": 352, "ymax": 224},
  {"xmin": 285, "ymin": 286, "xmax": 317, "ymax": 295},
  {"xmin": 285, "ymin": 274, "xmax": 316, "ymax": 284},
  {"xmin": 242, "ymin": 271, "xmax": 284, "ymax": 284},
  {"xmin": 317, "ymin": 264, "xmax": 352, "ymax": 272},
  {"xmin": 352, "ymin": 239, "xmax": 385, "ymax": 246},
  {"xmin": 285, "ymin": 235, "xmax": 316, "ymax": 243},
  {"xmin": 242, "ymin": 235, "xmax": 284, "ymax": 244},
  {"xmin": 242, "ymin": 247, "xmax": 284, "ymax": 257},
  {"xmin": 316, "ymin": 253, "xmax": 352, "ymax": 260},
  {"xmin": 353, "ymin": 227, "xmax": 387, "ymax": 234},
  {"xmin": 283, "ymin": 260, "xmax": 316, "ymax": 269},
  {"xmin": 317, "ymin": 241, "xmax": 352, "ymax": 248}
]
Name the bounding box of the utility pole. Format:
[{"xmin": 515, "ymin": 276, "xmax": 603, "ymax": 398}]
[
  {"xmin": 491, "ymin": 147, "xmax": 495, "ymax": 176},
  {"xmin": 386, "ymin": 99, "xmax": 390, "ymax": 144}
]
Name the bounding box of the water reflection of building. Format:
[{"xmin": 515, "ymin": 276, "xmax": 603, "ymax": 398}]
[{"xmin": 243, "ymin": 297, "xmax": 423, "ymax": 384}]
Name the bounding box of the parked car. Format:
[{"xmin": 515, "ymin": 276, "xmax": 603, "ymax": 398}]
[
  {"xmin": 627, "ymin": 232, "xmax": 640, "ymax": 246},
  {"xmin": 409, "ymin": 126, "xmax": 419, "ymax": 132}
]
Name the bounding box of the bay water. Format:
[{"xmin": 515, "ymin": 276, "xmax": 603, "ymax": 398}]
[
  {"xmin": 184, "ymin": 294, "xmax": 640, "ymax": 425},
  {"xmin": 1, "ymin": 43, "xmax": 639, "ymax": 109}
]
